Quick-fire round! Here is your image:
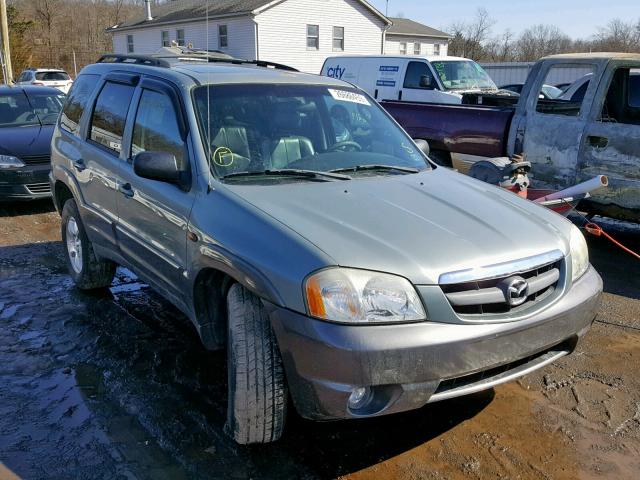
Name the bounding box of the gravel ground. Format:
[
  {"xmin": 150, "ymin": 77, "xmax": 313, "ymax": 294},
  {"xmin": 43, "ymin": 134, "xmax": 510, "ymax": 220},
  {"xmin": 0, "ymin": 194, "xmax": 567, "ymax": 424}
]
[{"xmin": 0, "ymin": 200, "xmax": 638, "ymax": 480}]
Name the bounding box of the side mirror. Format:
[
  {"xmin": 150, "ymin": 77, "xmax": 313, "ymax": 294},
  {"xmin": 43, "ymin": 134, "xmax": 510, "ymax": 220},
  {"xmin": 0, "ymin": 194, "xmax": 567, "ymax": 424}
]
[
  {"xmin": 413, "ymin": 138, "xmax": 430, "ymax": 156},
  {"xmin": 133, "ymin": 151, "xmax": 182, "ymax": 184},
  {"xmin": 419, "ymin": 75, "xmax": 433, "ymax": 89}
]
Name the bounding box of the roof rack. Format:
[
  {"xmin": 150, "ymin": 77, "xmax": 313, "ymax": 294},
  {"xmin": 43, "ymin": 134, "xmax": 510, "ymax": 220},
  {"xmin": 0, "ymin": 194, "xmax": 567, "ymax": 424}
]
[
  {"xmin": 97, "ymin": 54, "xmax": 171, "ymax": 67},
  {"xmin": 96, "ymin": 53, "xmax": 298, "ymax": 72}
]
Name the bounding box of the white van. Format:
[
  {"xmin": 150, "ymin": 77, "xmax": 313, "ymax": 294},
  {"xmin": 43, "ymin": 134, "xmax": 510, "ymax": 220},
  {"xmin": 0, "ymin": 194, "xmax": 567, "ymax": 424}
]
[{"xmin": 321, "ymin": 55, "xmax": 499, "ymax": 104}]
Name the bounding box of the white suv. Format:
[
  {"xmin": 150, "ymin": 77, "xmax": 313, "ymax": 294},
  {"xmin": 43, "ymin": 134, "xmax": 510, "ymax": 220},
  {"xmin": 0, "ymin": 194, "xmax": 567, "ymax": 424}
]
[{"xmin": 16, "ymin": 68, "xmax": 73, "ymax": 94}]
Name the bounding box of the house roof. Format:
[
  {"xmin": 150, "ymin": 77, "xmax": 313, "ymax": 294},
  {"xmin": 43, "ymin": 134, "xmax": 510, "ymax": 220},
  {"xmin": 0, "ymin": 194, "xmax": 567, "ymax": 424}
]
[
  {"xmin": 387, "ymin": 17, "xmax": 450, "ymax": 39},
  {"xmin": 107, "ymin": 0, "xmax": 390, "ymax": 32}
]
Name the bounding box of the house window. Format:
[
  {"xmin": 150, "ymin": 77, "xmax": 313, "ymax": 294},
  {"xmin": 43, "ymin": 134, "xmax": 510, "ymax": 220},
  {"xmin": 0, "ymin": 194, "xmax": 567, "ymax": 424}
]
[
  {"xmin": 176, "ymin": 29, "xmax": 185, "ymax": 46},
  {"xmin": 399, "ymin": 42, "xmax": 407, "ymax": 55},
  {"xmin": 332, "ymin": 26, "xmax": 344, "ymax": 51},
  {"xmin": 127, "ymin": 34, "xmax": 134, "ymax": 53},
  {"xmin": 307, "ymin": 24, "xmax": 319, "ymax": 50},
  {"xmin": 161, "ymin": 31, "xmax": 170, "ymax": 47},
  {"xmin": 414, "ymin": 43, "xmax": 421, "ymax": 55},
  {"xmin": 218, "ymin": 24, "xmax": 228, "ymax": 48},
  {"xmin": 433, "ymin": 43, "xmax": 440, "ymax": 56}
]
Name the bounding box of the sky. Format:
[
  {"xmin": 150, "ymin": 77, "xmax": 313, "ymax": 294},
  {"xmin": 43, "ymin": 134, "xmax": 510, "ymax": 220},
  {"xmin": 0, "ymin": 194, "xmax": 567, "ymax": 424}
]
[{"xmin": 367, "ymin": 0, "xmax": 640, "ymax": 39}]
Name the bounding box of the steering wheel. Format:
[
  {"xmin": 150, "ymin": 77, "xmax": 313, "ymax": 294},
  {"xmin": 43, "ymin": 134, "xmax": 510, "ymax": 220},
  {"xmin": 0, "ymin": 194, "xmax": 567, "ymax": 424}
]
[{"xmin": 327, "ymin": 141, "xmax": 362, "ymax": 152}]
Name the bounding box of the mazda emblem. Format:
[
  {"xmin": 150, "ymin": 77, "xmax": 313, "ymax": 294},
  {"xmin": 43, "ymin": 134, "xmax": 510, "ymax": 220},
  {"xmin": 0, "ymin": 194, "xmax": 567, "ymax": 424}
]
[{"xmin": 502, "ymin": 276, "xmax": 529, "ymax": 307}]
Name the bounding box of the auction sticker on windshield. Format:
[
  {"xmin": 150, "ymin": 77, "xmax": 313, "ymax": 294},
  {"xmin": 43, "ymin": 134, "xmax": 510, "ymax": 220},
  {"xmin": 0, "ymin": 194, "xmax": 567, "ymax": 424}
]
[{"xmin": 328, "ymin": 89, "xmax": 371, "ymax": 106}]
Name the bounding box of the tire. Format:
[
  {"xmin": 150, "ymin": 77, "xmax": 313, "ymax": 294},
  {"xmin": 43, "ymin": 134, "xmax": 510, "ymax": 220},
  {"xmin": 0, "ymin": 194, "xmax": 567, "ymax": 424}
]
[
  {"xmin": 61, "ymin": 198, "xmax": 116, "ymax": 290},
  {"xmin": 225, "ymin": 283, "xmax": 287, "ymax": 444}
]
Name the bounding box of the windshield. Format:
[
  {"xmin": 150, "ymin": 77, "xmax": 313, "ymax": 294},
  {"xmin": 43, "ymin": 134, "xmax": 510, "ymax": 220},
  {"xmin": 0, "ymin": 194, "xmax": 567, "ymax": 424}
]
[
  {"xmin": 193, "ymin": 84, "xmax": 431, "ymax": 181},
  {"xmin": 431, "ymin": 60, "xmax": 497, "ymax": 91},
  {"xmin": 0, "ymin": 91, "xmax": 64, "ymax": 127}
]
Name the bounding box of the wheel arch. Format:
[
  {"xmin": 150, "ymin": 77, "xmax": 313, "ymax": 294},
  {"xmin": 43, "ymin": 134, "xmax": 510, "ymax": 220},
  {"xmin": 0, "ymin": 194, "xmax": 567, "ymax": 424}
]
[{"xmin": 191, "ymin": 251, "xmax": 286, "ymax": 350}]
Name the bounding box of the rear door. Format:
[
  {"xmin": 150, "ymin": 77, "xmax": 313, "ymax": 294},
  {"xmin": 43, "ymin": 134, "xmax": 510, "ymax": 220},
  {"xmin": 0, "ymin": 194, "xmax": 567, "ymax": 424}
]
[
  {"xmin": 113, "ymin": 78, "xmax": 195, "ymax": 297},
  {"xmin": 513, "ymin": 60, "xmax": 601, "ymax": 189},
  {"xmin": 578, "ymin": 63, "xmax": 640, "ymax": 217},
  {"xmin": 78, "ymin": 74, "xmax": 137, "ymax": 248}
]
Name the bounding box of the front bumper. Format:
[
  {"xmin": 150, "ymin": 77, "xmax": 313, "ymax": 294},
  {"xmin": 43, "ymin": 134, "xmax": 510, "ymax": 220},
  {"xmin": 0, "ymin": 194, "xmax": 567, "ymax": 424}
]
[
  {"xmin": 269, "ymin": 265, "xmax": 602, "ymax": 420},
  {"xmin": 0, "ymin": 164, "xmax": 52, "ymax": 200}
]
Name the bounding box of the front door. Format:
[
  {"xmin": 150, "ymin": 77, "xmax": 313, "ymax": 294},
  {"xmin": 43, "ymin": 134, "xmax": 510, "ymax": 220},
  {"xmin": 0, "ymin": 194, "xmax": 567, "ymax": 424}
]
[
  {"xmin": 400, "ymin": 61, "xmax": 455, "ymax": 104},
  {"xmin": 516, "ymin": 61, "xmax": 600, "ymax": 190},
  {"xmin": 114, "ymin": 81, "xmax": 194, "ymax": 297},
  {"xmin": 578, "ymin": 64, "xmax": 640, "ymax": 219}
]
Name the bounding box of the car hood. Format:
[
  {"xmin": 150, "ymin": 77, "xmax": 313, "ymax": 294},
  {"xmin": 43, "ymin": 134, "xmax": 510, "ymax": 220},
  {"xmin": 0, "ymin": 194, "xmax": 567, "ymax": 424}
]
[
  {"xmin": 0, "ymin": 124, "xmax": 54, "ymax": 158},
  {"xmin": 224, "ymin": 169, "xmax": 571, "ymax": 285}
]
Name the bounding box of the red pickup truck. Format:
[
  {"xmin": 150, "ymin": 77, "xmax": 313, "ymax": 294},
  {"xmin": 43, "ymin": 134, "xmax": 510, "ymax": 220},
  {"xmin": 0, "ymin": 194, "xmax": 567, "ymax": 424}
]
[{"xmin": 383, "ymin": 53, "xmax": 640, "ymax": 222}]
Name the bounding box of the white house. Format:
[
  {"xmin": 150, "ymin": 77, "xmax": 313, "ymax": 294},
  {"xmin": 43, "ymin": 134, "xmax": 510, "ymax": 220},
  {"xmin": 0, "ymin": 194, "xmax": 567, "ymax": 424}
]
[
  {"xmin": 384, "ymin": 17, "xmax": 450, "ymax": 57},
  {"xmin": 107, "ymin": 0, "xmax": 391, "ymax": 73}
]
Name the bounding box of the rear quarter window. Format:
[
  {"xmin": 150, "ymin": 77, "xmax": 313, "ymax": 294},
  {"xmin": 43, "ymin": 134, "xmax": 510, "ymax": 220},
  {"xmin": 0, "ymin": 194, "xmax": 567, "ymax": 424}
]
[{"xmin": 60, "ymin": 74, "xmax": 100, "ymax": 136}]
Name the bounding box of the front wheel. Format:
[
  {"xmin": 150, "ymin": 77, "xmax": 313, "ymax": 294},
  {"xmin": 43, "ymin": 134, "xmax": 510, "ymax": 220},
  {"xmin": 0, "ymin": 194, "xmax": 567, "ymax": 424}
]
[
  {"xmin": 61, "ymin": 199, "xmax": 116, "ymax": 290},
  {"xmin": 225, "ymin": 283, "xmax": 287, "ymax": 444}
]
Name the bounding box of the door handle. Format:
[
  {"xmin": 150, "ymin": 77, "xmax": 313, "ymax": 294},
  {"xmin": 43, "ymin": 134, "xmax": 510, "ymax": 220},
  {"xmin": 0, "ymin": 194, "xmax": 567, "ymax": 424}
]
[
  {"xmin": 587, "ymin": 135, "xmax": 609, "ymax": 149},
  {"xmin": 118, "ymin": 183, "xmax": 134, "ymax": 198},
  {"xmin": 72, "ymin": 159, "xmax": 86, "ymax": 172}
]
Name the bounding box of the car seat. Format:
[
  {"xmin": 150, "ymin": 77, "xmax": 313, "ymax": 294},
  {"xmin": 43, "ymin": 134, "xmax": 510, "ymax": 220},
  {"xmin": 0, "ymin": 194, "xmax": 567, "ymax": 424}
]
[{"xmin": 263, "ymin": 103, "xmax": 314, "ymax": 169}]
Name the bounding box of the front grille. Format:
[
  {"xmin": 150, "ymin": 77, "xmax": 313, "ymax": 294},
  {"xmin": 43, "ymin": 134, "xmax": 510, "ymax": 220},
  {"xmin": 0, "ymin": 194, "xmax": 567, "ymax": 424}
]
[
  {"xmin": 441, "ymin": 256, "xmax": 563, "ymax": 316},
  {"xmin": 25, "ymin": 182, "xmax": 51, "ymax": 194},
  {"xmin": 21, "ymin": 155, "xmax": 51, "ymax": 165}
]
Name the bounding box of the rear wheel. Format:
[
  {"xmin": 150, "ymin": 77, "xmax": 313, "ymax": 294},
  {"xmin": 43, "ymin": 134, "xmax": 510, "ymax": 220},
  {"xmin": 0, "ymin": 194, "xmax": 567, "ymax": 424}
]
[
  {"xmin": 61, "ymin": 199, "xmax": 116, "ymax": 290},
  {"xmin": 225, "ymin": 283, "xmax": 287, "ymax": 444}
]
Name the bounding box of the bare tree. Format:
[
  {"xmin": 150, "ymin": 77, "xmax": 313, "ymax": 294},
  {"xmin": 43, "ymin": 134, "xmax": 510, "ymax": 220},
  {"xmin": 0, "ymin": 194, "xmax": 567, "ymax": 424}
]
[
  {"xmin": 514, "ymin": 24, "xmax": 573, "ymax": 61},
  {"xmin": 447, "ymin": 8, "xmax": 495, "ymax": 60},
  {"xmin": 593, "ymin": 19, "xmax": 639, "ymax": 51}
]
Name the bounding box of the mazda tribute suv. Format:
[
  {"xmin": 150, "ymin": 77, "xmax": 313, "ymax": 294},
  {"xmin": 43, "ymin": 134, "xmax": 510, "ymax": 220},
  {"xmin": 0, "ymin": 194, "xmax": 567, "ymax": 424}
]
[{"xmin": 49, "ymin": 55, "xmax": 602, "ymax": 444}]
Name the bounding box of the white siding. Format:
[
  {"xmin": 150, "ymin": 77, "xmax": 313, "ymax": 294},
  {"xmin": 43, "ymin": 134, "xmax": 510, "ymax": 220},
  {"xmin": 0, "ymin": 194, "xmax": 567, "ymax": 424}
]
[
  {"xmin": 111, "ymin": 16, "xmax": 256, "ymax": 60},
  {"xmin": 384, "ymin": 35, "xmax": 448, "ymax": 57},
  {"xmin": 255, "ymin": 0, "xmax": 386, "ymax": 73}
]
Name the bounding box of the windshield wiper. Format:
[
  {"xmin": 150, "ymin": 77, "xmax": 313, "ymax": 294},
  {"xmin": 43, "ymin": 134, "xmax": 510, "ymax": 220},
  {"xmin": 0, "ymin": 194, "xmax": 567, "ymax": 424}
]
[
  {"xmin": 220, "ymin": 168, "xmax": 351, "ymax": 181},
  {"xmin": 329, "ymin": 164, "xmax": 420, "ymax": 174}
]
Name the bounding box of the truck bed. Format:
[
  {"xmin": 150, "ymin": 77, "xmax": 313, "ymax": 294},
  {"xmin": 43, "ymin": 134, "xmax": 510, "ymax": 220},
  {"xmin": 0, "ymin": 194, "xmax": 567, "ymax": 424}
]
[{"xmin": 381, "ymin": 100, "xmax": 515, "ymax": 159}]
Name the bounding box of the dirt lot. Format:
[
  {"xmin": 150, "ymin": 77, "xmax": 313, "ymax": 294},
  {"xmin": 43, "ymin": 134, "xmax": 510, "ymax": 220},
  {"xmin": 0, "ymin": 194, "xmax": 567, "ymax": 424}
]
[{"xmin": 0, "ymin": 200, "xmax": 638, "ymax": 480}]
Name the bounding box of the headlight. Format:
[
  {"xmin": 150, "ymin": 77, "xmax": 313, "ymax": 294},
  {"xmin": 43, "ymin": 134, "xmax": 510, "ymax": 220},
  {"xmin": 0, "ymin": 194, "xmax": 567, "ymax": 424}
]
[
  {"xmin": 0, "ymin": 155, "xmax": 25, "ymax": 169},
  {"xmin": 570, "ymin": 225, "xmax": 589, "ymax": 280},
  {"xmin": 305, "ymin": 268, "xmax": 426, "ymax": 324}
]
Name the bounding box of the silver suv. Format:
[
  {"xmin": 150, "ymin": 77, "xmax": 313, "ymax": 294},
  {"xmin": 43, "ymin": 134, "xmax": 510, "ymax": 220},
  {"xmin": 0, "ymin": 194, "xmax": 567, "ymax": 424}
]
[
  {"xmin": 17, "ymin": 68, "xmax": 73, "ymax": 94},
  {"xmin": 49, "ymin": 54, "xmax": 602, "ymax": 444}
]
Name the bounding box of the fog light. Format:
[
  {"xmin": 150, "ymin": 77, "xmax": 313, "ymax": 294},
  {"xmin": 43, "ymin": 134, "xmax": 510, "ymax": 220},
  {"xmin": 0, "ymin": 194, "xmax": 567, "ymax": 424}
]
[{"xmin": 348, "ymin": 386, "xmax": 372, "ymax": 410}]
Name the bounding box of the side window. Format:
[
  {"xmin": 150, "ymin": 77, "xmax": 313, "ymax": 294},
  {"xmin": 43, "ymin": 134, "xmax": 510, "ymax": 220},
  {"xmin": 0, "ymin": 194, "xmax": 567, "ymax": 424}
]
[
  {"xmin": 131, "ymin": 90, "xmax": 185, "ymax": 167},
  {"xmin": 629, "ymin": 71, "xmax": 640, "ymax": 108},
  {"xmin": 535, "ymin": 64, "xmax": 596, "ymax": 117},
  {"xmin": 600, "ymin": 68, "xmax": 640, "ymax": 126},
  {"xmin": 403, "ymin": 61, "xmax": 436, "ymax": 89},
  {"xmin": 89, "ymin": 82, "xmax": 135, "ymax": 155},
  {"xmin": 60, "ymin": 74, "xmax": 100, "ymax": 136}
]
